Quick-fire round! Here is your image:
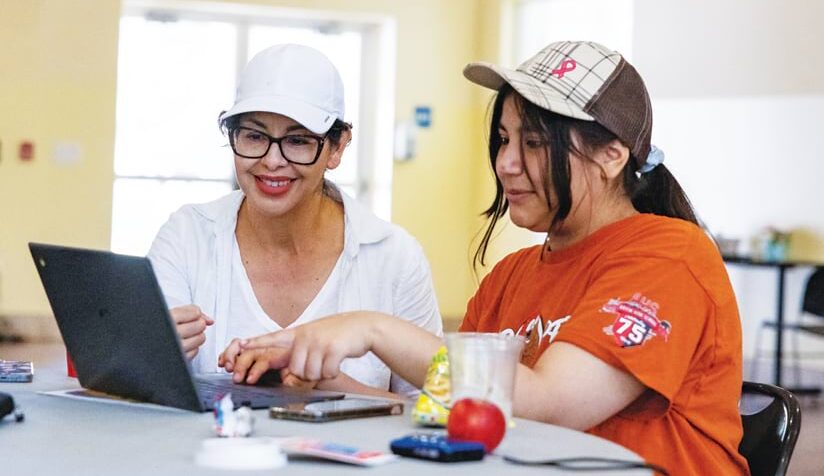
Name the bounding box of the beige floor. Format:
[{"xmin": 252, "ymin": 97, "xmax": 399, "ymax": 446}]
[
  {"xmin": 790, "ymin": 396, "xmax": 824, "ymax": 475},
  {"xmin": 745, "ymin": 361, "xmax": 824, "ymax": 475}
]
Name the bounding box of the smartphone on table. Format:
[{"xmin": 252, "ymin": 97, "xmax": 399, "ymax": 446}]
[
  {"xmin": 270, "ymin": 398, "xmax": 403, "ymax": 422},
  {"xmin": 0, "ymin": 360, "xmax": 34, "ymax": 383}
]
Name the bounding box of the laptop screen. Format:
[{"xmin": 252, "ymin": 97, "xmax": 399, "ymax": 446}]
[{"xmin": 30, "ymin": 243, "xmax": 204, "ymax": 411}]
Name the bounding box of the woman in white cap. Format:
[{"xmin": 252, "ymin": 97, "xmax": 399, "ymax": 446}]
[
  {"xmin": 147, "ymin": 44, "xmax": 442, "ymax": 399},
  {"xmin": 227, "ymin": 41, "xmax": 747, "ymax": 473}
]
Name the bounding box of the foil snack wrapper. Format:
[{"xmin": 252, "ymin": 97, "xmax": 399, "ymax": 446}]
[{"xmin": 411, "ymin": 346, "xmax": 451, "ymax": 426}]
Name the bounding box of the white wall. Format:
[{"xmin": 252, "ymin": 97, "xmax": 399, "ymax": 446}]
[
  {"xmin": 635, "ymin": 0, "xmax": 824, "ymax": 98},
  {"xmin": 634, "ymin": 0, "xmax": 824, "ymax": 373},
  {"xmin": 653, "ymin": 95, "xmax": 824, "ymax": 244}
]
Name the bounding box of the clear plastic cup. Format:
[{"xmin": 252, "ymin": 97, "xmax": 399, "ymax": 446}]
[{"xmin": 445, "ymin": 332, "xmax": 525, "ymax": 419}]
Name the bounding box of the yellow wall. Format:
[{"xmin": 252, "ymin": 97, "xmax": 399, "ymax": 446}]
[
  {"xmin": 468, "ymin": 0, "xmax": 544, "ymax": 279},
  {"xmin": 0, "ymin": 1, "xmax": 120, "ymax": 335},
  {"xmin": 0, "ymin": 0, "xmax": 512, "ymax": 337}
]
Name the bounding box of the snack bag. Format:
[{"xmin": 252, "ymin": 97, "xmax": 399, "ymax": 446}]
[{"xmin": 411, "ymin": 346, "xmax": 451, "ymax": 426}]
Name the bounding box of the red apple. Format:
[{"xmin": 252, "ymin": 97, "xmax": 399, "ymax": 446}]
[{"xmin": 447, "ymin": 398, "xmax": 506, "ymax": 453}]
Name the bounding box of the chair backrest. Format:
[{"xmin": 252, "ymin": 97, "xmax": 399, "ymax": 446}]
[
  {"xmin": 738, "ymin": 381, "xmax": 802, "ymax": 476},
  {"xmin": 802, "ymin": 267, "xmax": 824, "ymax": 318}
]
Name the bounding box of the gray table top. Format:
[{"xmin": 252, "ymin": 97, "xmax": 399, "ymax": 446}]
[{"xmin": 0, "ymin": 343, "xmax": 649, "ymax": 475}]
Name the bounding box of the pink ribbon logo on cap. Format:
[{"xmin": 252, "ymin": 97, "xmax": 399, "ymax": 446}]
[{"xmin": 551, "ymin": 59, "xmax": 577, "ymax": 78}]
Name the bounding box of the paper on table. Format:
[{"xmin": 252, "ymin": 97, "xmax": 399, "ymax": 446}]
[
  {"xmin": 282, "ymin": 438, "xmax": 398, "ymax": 466},
  {"xmin": 38, "ymin": 389, "xmax": 186, "ymax": 412}
]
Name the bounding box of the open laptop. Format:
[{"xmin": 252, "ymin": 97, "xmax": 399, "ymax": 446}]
[{"xmin": 29, "ymin": 242, "xmax": 344, "ymax": 412}]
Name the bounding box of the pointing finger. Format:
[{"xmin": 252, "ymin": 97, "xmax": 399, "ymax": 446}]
[{"xmin": 241, "ymin": 329, "xmax": 295, "ymax": 350}]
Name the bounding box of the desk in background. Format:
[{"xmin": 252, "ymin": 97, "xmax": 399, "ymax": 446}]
[
  {"xmin": 723, "ymin": 255, "xmax": 823, "ymax": 395},
  {"xmin": 0, "ymin": 343, "xmax": 650, "ymax": 475}
]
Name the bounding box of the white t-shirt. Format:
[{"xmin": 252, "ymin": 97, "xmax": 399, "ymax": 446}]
[
  {"xmin": 147, "ymin": 183, "xmax": 443, "ymax": 398},
  {"xmin": 226, "ymin": 235, "xmax": 344, "ymax": 341}
]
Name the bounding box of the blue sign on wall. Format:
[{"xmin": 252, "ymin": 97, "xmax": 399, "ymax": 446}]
[{"xmin": 414, "ymin": 106, "xmax": 432, "ymax": 128}]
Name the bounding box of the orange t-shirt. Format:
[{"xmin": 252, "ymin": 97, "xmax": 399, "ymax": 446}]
[{"xmin": 461, "ymin": 214, "xmax": 749, "ymax": 475}]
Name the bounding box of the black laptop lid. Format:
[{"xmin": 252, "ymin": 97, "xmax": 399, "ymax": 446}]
[{"xmin": 29, "ymin": 243, "xmax": 203, "ymax": 412}]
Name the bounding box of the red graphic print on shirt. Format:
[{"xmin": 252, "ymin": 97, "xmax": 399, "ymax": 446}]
[{"xmin": 601, "ymin": 293, "xmax": 671, "ymax": 348}]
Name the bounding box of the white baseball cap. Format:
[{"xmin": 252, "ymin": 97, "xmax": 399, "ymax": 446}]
[{"xmin": 220, "ymin": 44, "xmax": 345, "ymax": 134}]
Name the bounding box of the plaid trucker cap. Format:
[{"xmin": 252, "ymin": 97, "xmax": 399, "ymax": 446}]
[{"xmin": 463, "ymin": 41, "xmax": 653, "ymax": 166}]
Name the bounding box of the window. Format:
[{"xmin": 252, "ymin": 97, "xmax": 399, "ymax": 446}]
[
  {"xmin": 112, "ymin": 2, "xmax": 395, "ymax": 255},
  {"xmin": 112, "ymin": 15, "xmax": 236, "ymax": 256}
]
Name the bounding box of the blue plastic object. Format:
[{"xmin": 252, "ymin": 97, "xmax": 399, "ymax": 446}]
[{"xmin": 390, "ymin": 433, "xmax": 485, "ymax": 462}]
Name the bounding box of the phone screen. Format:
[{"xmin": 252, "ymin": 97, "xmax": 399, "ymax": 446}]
[{"xmin": 0, "ymin": 360, "xmax": 34, "ymax": 383}]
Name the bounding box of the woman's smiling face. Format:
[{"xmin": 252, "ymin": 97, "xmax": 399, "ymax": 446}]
[{"xmin": 232, "ymin": 111, "xmax": 343, "ymax": 217}]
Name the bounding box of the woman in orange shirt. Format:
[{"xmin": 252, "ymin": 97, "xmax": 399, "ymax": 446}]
[{"xmin": 221, "ymin": 41, "xmax": 749, "ymax": 475}]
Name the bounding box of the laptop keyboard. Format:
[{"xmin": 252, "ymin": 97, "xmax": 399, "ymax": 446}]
[{"xmin": 193, "ymin": 377, "xmax": 341, "ymax": 410}]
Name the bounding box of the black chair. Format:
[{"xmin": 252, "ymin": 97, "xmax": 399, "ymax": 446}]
[
  {"xmin": 739, "ymin": 381, "xmax": 802, "ymax": 476},
  {"xmin": 751, "ymin": 267, "xmax": 824, "ymax": 388}
]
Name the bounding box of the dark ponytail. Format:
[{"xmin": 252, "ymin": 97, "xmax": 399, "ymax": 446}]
[{"xmin": 624, "ymin": 163, "xmax": 698, "ymax": 226}]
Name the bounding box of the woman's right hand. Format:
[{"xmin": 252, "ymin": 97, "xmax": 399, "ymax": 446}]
[
  {"xmin": 239, "ymin": 311, "xmax": 384, "ymax": 382},
  {"xmin": 170, "ymin": 305, "xmax": 214, "ymax": 360},
  {"xmin": 219, "ymin": 341, "xmax": 397, "ymax": 398},
  {"xmin": 238, "ymin": 311, "xmax": 439, "ymax": 389}
]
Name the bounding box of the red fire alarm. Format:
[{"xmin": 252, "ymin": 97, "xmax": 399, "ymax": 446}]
[{"xmin": 19, "ymin": 141, "xmax": 34, "ymax": 161}]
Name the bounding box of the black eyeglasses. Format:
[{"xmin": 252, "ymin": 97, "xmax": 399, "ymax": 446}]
[{"xmin": 229, "ymin": 127, "xmax": 326, "ymax": 165}]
